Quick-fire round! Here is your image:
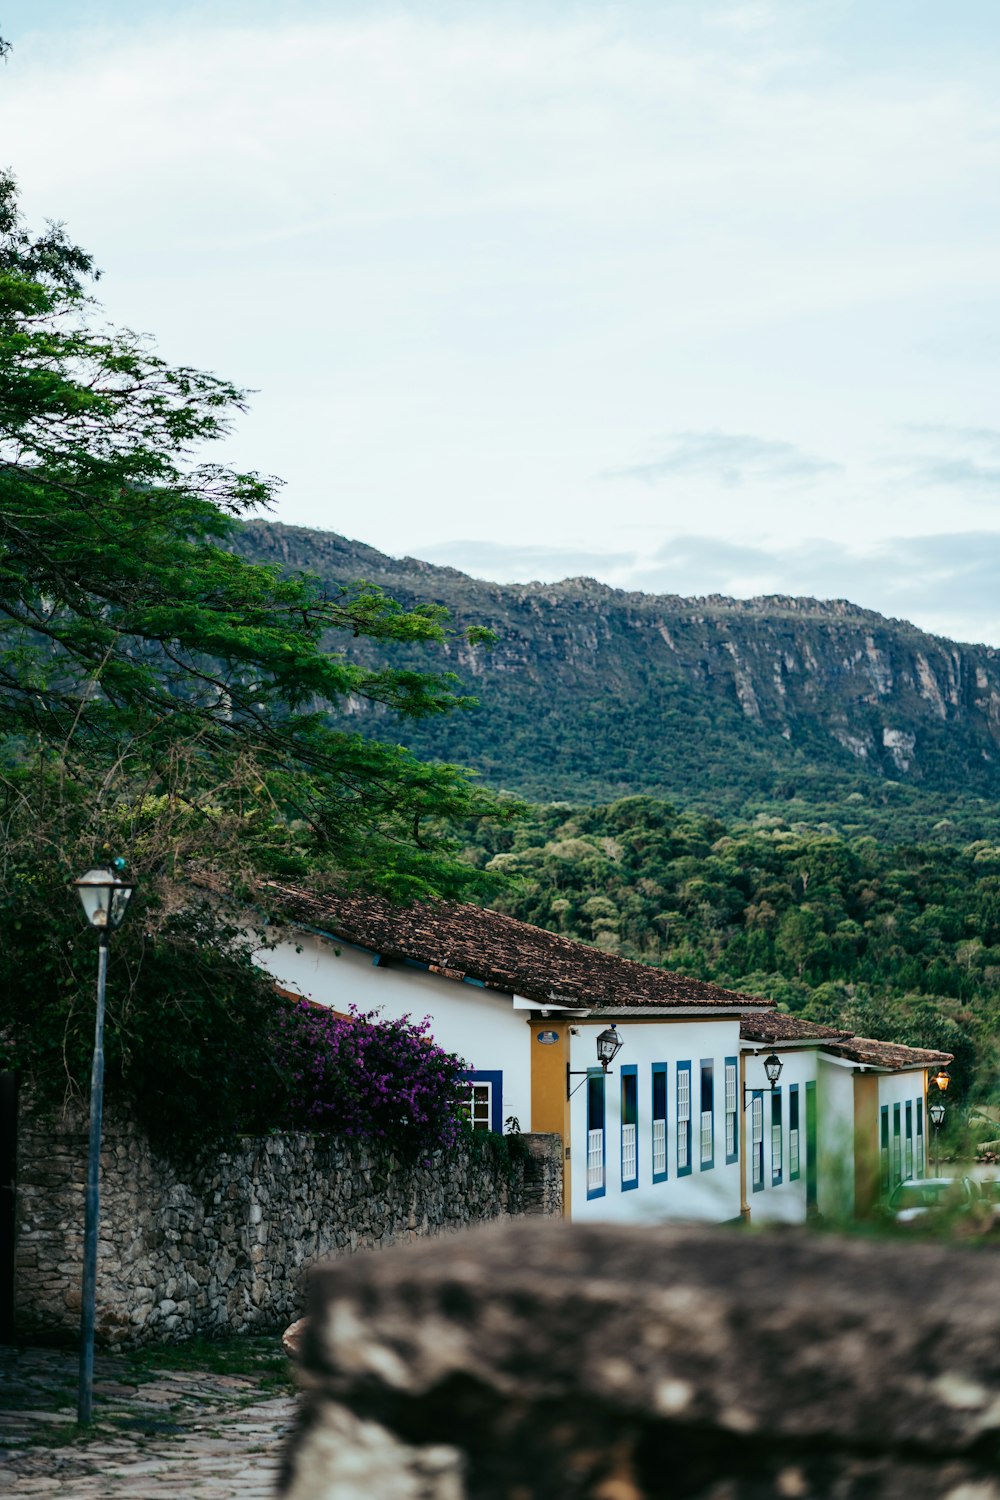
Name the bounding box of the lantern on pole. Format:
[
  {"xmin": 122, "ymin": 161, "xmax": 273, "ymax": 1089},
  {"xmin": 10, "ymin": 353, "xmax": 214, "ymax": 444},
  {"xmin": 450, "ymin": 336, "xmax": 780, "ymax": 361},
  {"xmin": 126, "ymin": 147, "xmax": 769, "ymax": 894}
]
[{"xmin": 72, "ymin": 860, "xmax": 135, "ymax": 1425}]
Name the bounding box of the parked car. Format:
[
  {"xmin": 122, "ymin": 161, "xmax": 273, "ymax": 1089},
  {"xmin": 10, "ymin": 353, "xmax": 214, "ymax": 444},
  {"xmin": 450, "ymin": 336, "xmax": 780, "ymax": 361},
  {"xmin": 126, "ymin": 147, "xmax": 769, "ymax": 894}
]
[{"xmin": 886, "ymin": 1177, "xmax": 980, "ymax": 1226}]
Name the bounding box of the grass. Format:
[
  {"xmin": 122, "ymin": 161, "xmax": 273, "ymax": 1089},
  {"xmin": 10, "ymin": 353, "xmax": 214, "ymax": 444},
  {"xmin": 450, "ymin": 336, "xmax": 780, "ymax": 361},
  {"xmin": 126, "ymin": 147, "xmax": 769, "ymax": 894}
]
[{"xmin": 124, "ymin": 1332, "xmax": 291, "ymax": 1383}]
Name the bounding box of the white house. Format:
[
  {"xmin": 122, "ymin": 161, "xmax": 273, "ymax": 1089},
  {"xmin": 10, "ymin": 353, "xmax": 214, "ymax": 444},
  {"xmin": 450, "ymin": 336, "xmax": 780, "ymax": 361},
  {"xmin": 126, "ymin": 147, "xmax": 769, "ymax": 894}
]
[
  {"xmin": 740, "ymin": 1013, "xmax": 952, "ymax": 1224},
  {"xmin": 254, "ymin": 886, "xmax": 951, "ymax": 1227},
  {"xmin": 255, "ymin": 885, "xmax": 777, "ymax": 1224}
]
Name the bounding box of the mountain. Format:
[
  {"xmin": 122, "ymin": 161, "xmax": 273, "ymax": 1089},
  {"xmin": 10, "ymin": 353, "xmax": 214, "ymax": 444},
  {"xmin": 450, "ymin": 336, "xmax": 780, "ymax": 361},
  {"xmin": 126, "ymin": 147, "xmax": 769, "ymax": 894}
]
[{"xmin": 230, "ymin": 520, "xmax": 1000, "ymax": 836}]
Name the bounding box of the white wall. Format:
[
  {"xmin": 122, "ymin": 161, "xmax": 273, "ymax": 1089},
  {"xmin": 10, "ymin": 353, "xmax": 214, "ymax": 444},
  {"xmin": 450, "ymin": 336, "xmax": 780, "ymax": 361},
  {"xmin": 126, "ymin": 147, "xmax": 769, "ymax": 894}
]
[
  {"xmin": 878, "ymin": 1068, "xmax": 929, "ymax": 1183},
  {"xmin": 569, "ymin": 1018, "xmax": 742, "ymax": 1225},
  {"xmin": 816, "ymin": 1057, "xmax": 856, "ymax": 1220},
  {"xmin": 743, "ymin": 1047, "xmax": 818, "ymax": 1225},
  {"xmin": 254, "ymin": 929, "xmax": 534, "ymax": 1134}
]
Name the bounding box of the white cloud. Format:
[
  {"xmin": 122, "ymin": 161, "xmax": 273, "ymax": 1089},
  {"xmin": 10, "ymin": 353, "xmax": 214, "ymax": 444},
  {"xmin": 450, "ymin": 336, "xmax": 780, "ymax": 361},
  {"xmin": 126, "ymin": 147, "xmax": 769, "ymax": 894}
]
[
  {"xmin": 606, "ymin": 431, "xmax": 842, "ymax": 487},
  {"xmin": 3, "ymin": 5, "xmax": 1000, "ymax": 625}
]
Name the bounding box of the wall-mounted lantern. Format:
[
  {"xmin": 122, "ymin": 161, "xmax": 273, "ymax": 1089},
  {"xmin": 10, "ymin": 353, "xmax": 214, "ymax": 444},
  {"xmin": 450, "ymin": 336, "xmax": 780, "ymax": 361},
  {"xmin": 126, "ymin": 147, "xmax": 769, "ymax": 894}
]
[
  {"xmin": 931, "ymin": 1068, "xmax": 951, "ymax": 1094},
  {"xmin": 595, "ymin": 1025, "xmax": 623, "ymax": 1071},
  {"xmin": 567, "ymin": 1024, "xmax": 623, "ymax": 1098},
  {"xmin": 744, "ymin": 1052, "xmax": 783, "ymax": 1109}
]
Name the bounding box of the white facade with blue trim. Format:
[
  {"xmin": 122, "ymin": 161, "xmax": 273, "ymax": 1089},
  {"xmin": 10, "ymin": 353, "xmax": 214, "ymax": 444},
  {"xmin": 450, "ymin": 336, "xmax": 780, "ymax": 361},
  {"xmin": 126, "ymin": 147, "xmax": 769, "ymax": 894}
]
[{"xmin": 254, "ymin": 887, "xmax": 953, "ymax": 1227}]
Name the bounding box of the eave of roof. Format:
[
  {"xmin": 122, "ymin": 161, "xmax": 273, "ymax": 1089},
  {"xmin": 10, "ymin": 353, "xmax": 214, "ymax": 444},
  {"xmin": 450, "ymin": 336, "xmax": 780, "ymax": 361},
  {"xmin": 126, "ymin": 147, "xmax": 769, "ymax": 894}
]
[
  {"xmin": 740, "ymin": 1011, "xmax": 954, "ymax": 1072},
  {"xmin": 740, "ymin": 1013, "xmax": 851, "ymax": 1044},
  {"xmin": 822, "ymin": 1036, "xmax": 954, "ymax": 1071}
]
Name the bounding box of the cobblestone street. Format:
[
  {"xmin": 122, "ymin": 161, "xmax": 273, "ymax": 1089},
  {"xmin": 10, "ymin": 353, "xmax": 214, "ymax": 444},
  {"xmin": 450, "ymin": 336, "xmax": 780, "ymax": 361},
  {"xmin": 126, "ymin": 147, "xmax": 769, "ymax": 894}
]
[{"xmin": 0, "ymin": 1343, "xmax": 297, "ymax": 1498}]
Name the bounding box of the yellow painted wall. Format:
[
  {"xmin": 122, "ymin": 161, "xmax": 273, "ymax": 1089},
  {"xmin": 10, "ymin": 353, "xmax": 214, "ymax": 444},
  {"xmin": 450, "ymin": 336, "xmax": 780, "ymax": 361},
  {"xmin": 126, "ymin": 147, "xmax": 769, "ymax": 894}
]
[
  {"xmin": 528, "ymin": 1020, "xmax": 572, "ymax": 1218},
  {"xmin": 853, "ymin": 1073, "xmax": 879, "ymax": 1218}
]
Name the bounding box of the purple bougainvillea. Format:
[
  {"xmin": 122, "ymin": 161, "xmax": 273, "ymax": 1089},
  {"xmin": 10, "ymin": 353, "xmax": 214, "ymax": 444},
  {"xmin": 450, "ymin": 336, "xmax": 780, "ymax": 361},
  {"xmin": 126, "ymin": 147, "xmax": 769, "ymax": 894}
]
[{"xmin": 268, "ymin": 999, "xmax": 469, "ymax": 1157}]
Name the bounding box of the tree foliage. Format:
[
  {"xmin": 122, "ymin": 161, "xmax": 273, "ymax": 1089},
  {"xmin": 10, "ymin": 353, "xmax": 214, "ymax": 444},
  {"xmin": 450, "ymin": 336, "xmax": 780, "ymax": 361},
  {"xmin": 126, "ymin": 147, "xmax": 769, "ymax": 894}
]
[
  {"xmin": 0, "ymin": 169, "xmax": 509, "ymax": 898},
  {"xmin": 465, "ymin": 795, "xmax": 1000, "ymax": 1099},
  {"xmin": 0, "ymin": 170, "xmax": 510, "ymax": 1128}
]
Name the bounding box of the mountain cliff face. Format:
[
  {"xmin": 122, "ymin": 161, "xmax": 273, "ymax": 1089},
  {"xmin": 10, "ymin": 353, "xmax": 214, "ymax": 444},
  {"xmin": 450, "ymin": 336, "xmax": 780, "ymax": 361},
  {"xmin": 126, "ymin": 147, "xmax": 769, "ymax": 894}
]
[{"xmin": 231, "ymin": 520, "xmax": 1000, "ymax": 811}]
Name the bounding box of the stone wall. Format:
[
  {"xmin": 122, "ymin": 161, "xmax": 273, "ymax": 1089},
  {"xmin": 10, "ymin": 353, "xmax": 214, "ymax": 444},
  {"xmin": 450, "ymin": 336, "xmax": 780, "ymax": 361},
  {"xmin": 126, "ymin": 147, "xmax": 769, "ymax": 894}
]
[
  {"xmin": 14, "ymin": 1101, "xmax": 562, "ymax": 1346},
  {"xmin": 282, "ymin": 1219, "xmax": 1000, "ymax": 1500}
]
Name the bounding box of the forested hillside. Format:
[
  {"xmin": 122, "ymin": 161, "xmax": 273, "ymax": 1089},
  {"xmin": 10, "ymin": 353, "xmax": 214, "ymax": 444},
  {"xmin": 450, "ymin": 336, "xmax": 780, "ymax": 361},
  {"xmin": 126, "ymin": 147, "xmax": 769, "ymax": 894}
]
[
  {"xmin": 463, "ymin": 797, "xmax": 996, "ymax": 1098},
  {"xmin": 232, "ymin": 520, "xmax": 1000, "ymax": 842}
]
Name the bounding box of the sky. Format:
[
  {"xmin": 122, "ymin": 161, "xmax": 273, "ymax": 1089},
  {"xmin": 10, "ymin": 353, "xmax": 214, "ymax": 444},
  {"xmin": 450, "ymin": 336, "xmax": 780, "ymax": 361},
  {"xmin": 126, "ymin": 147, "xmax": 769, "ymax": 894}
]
[{"xmin": 4, "ymin": 1, "xmax": 1000, "ymax": 643}]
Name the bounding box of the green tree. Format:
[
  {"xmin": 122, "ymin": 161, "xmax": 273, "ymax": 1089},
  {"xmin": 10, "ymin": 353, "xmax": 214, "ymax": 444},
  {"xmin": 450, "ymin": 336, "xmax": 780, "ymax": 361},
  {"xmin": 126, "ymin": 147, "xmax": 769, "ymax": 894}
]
[
  {"xmin": 0, "ymin": 170, "xmax": 506, "ymax": 897},
  {"xmin": 0, "ymin": 170, "xmax": 512, "ymax": 1131}
]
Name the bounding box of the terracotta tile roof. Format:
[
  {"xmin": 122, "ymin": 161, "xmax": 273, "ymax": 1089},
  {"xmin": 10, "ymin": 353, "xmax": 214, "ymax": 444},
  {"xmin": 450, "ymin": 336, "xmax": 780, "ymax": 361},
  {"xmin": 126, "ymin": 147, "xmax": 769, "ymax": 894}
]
[
  {"xmin": 741, "ymin": 1013, "xmax": 852, "ymax": 1044},
  {"xmin": 822, "ymin": 1036, "xmax": 954, "ymax": 1071},
  {"xmin": 740, "ymin": 1011, "xmax": 953, "ymax": 1071},
  {"xmin": 264, "ymin": 885, "xmax": 775, "ymax": 1013}
]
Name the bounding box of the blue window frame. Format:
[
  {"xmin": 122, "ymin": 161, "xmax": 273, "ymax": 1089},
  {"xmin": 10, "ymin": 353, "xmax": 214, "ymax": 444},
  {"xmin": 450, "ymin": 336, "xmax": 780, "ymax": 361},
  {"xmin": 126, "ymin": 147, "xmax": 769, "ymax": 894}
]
[
  {"xmin": 916, "ymin": 1098, "xmax": 925, "ymax": 1177},
  {"xmin": 893, "ymin": 1102, "xmax": 902, "ymax": 1184},
  {"xmin": 880, "ymin": 1104, "xmax": 890, "ymax": 1192},
  {"xmin": 460, "ymin": 1070, "xmax": 503, "ymax": 1133},
  {"xmin": 724, "ymin": 1057, "xmax": 738, "ymax": 1164},
  {"xmin": 676, "ymin": 1061, "xmax": 692, "ymax": 1176},
  {"xmin": 620, "ymin": 1065, "xmax": 638, "ymax": 1191},
  {"xmin": 651, "ymin": 1063, "xmax": 668, "ymax": 1183},
  {"xmin": 771, "ymin": 1087, "xmax": 782, "ymax": 1185},
  {"xmin": 751, "ymin": 1090, "xmax": 764, "ymax": 1192},
  {"xmin": 905, "ymin": 1100, "xmax": 913, "ymax": 1179},
  {"xmin": 700, "ymin": 1059, "xmax": 715, "ymax": 1170},
  {"xmin": 586, "ymin": 1071, "xmax": 607, "ymax": 1200},
  {"xmin": 788, "ymin": 1084, "xmax": 800, "ymax": 1181}
]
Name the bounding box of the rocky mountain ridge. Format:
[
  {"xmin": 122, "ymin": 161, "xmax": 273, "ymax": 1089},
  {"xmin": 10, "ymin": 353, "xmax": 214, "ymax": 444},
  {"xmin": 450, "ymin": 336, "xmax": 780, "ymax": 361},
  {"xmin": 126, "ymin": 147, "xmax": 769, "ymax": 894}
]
[{"xmin": 230, "ymin": 520, "xmax": 1000, "ymax": 813}]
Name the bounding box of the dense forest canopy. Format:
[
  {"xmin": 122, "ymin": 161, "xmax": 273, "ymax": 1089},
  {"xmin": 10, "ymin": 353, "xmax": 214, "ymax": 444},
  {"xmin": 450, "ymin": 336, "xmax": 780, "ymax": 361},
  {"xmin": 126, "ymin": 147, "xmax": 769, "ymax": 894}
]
[{"xmin": 464, "ymin": 795, "xmax": 998, "ymax": 1101}]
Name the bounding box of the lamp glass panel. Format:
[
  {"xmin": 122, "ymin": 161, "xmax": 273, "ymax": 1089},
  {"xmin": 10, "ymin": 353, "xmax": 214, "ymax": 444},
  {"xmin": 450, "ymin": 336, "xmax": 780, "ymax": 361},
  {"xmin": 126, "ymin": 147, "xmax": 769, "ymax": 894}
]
[
  {"xmin": 596, "ymin": 1027, "xmax": 621, "ymax": 1066},
  {"xmin": 75, "ymin": 869, "xmax": 114, "ymax": 928},
  {"xmin": 108, "ymin": 883, "xmax": 135, "ymax": 929}
]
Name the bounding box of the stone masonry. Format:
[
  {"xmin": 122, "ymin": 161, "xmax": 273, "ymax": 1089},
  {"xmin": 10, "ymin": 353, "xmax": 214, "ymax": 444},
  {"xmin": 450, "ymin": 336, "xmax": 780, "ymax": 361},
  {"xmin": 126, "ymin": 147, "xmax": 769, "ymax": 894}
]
[{"xmin": 14, "ymin": 1101, "xmax": 562, "ymax": 1346}]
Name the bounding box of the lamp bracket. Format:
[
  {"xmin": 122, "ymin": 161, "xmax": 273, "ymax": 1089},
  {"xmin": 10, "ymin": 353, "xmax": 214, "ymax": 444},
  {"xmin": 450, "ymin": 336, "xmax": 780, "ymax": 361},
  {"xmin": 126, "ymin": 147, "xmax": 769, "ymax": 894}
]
[
  {"xmin": 743, "ymin": 1082, "xmax": 778, "ymax": 1111},
  {"xmin": 566, "ymin": 1063, "xmax": 613, "ymax": 1099}
]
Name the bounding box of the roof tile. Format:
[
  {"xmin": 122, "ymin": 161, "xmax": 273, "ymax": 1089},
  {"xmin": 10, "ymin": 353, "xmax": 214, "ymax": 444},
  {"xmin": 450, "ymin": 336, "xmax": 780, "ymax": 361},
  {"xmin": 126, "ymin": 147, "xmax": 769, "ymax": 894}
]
[{"xmin": 265, "ymin": 885, "xmax": 775, "ymax": 1013}]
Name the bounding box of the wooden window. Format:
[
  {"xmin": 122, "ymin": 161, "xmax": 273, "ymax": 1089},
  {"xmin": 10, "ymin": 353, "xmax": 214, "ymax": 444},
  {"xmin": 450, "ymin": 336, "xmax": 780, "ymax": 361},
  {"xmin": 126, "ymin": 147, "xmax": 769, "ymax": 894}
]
[
  {"xmin": 587, "ymin": 1073, "xmax": 606, "ymax": 1199},
  {"xmin": 904, "ymin": 1100, "xmax": 913, "ymax": 1180},
  {"xmin": 460, "ymin": 1070, "xmax": 502, "ymax": 1133},
  {"xmin": 751, "ymin": 1092, "xmax": 764, "ymax": 1191},
  {"xmin": 725, "ymin": 1058, "xmax": 738, "ymax": 1164},
  {"xmin": 893, "ymin": 1103, "xmax": 902, "ymax": 1184},
  {"xmin": 916, "ymin": 1099, "xmax": 925, "ymax": 1177},
  {"xmin": 700, "ymin": 1059, "xmax": 714, "ymax": 1170},
  {"xmin": 621, "ymin": 1067, "xmax": 638, "ymax": 1191},
  {"xmin": 677, "ymin": 1063, "xmax": 692, "ymax": 1175},
  {"xmin": 652, "ymin": 1064, "xmax": 668, "ymax": 1183},
  {"xmin": 771, "ymin": 1088, "xmax": 783, "ymax": 1186},
  {"xmin": 789, "ymin": 1084, "xmax": 800, "ymax": 1180},
  {"xmin": 880, "ymin": 1104, "xmax": 890, "ymax": 1193}
]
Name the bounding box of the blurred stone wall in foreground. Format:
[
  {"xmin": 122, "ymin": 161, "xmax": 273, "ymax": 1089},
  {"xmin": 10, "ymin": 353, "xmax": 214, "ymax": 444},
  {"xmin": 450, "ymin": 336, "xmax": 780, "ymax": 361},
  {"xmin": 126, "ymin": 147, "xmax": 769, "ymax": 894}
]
[{"xmin": 282, "ymin": 1219, "xmax": 1000, "ymax": 1500}]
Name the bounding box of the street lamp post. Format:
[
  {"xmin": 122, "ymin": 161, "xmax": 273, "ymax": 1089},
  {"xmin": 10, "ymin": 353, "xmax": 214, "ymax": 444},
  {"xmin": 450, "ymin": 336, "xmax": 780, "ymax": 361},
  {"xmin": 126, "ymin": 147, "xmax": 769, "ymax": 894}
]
[
  {"xmin": 72, "ymin": 861, "xmax": 134, "ymax": 1426},
  {"xmin": 929, "ymin": 1101, "xmax": 946, "ymax": 1176}
]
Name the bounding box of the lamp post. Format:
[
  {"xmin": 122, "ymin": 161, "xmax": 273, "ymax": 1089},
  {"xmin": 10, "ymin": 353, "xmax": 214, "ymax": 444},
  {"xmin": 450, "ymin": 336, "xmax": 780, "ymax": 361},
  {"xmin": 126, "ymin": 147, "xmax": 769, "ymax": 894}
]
[
  {"xmin": 929, "ymin": 1100, "xmax": 946, "ymax": 1176},
  {"xmin": 72, "ymin": 861, "xmax": 134, "ymax": 1426}
]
